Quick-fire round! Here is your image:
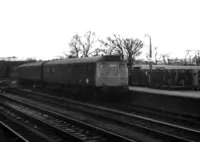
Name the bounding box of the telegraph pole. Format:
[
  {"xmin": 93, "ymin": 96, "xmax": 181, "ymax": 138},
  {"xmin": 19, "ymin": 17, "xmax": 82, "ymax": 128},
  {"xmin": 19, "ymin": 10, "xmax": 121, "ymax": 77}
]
[{"xmin": 145, "ymin": 34, "xmax": 152, "ymax": 87}]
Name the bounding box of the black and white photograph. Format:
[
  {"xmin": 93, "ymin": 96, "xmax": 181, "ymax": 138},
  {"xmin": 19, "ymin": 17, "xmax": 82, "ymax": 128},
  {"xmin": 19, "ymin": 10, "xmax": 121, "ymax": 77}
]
[{"xmin": 0, "ymin": 0, "xmax": 200, "ymax": 141}]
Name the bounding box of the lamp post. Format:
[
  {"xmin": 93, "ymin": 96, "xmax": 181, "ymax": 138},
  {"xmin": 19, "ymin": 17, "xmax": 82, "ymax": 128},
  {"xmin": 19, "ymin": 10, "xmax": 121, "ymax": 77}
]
[{"xmin": 145, "ymin": 34, "xmax": 152, "ymax": 87}]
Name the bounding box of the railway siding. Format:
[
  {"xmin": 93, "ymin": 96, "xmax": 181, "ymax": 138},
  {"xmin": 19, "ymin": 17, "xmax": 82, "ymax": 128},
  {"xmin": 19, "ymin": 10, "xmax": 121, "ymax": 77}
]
[
  {"xmin": 0, "ymin": 93, "xmax": 136, "ymax": 142},
  {"xmin": 2, "ymin": 88, "xmax": 200, "ymax": 141},
  {"xmin": 0, "ymin": 120, "xmax": 29, "ymax": 142},
  {"xmin": 0, "ymin": 106, "xmax": 55, "ymax": 142}
]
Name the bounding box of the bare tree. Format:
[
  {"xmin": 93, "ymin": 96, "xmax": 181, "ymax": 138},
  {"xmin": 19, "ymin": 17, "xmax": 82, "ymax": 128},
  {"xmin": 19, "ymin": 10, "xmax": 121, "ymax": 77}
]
[
  {"xmin": 172, "ymin": 57, "xmax": 180, "ymax": 65},
  {"xmin": 145, "ymin": 53, "xmax": 150, "ymax": 59},
  {"xmin": 68, "ymin": 31, "xmax": 98, "ymax": 58},
  {"xmin": 99, "ymin": 34, "xmax": 144, "ymax": 66},
  {"xmin": 123, "ymin": 38, "xmax": 143, "ymax": 66},
  {"xmin": 26, "ymin": 57, "xmax": 37, "ymax": 62},
  {"xmin": 3, "ymin": 56, "xmax": 18, "ymax": 61},
  {"xmin": 192, "ymin": 50, "xmax": 200, "ymax": 65},
  {"xmin": 69, "ymin": 34, "xmax": 82, "ymax": 58},
  {"xmin": 99, "ymin": 34, "xmax": 125, "ymax": 58},
  {"xmin": 195, "ymin": 50, "xmax": 200, "ymax": 65},
  {"xmin": 160, "ymin": 54, "xmax": 167, "ymax": 64},
  {"xmin": 160, "ymin": 53, "xmax": 170, "ymax": 65},
  {"xmin": 55, "ymin": 56, "xmax": 65, "ymax": 60},
  {"xmin": 99, "ymin": 38, "xmax": 116, "ymax": 55},
  {"xmin": 93, "ymin": 48, "xmax": 105, "ymax": 56},
  {"xmin": 184, "ymin": 50, "xmax": 192, "ymax": 65}
]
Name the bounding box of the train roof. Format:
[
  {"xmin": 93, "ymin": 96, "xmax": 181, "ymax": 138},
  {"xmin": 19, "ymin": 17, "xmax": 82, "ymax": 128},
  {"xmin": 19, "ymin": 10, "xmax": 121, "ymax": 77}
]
[
  {"xmin": 44, "ymin": 55, "xmax": 125, "ymax": 65},
  {"xmin": 132, "ymin": 64, "xmax": 200, "ymax": 70},
  {"xmin": 16, "ymin": 61, "xmax": 44, "ymax": 68},
  {"xmin": 16, "ymin": 56, "xmax": 126, "ymax": 68}
]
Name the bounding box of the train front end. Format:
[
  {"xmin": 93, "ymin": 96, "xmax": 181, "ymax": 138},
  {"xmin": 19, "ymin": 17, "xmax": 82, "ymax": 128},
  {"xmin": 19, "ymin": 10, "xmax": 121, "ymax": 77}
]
[{"xmin": 95, "ymin": 56, "xmax": 129, "ymax": 94}]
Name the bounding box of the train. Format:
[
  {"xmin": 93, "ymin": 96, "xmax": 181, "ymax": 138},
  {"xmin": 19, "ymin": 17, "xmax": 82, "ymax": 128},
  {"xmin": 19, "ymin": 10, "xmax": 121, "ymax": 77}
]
[
  {"xmin": 0, "ymin": 61, "xmax": 27, "ymax": 78},
  {"xmin": 129, "ymin": 64, "xmax": 200, "ymax": 89},
  {"xmin": 3, "ymin": 56, "xmax": 200, "ymax": 98},
  {"xmin": 14, "ymin": 55, "xmax": 129, "ymax": 98}
]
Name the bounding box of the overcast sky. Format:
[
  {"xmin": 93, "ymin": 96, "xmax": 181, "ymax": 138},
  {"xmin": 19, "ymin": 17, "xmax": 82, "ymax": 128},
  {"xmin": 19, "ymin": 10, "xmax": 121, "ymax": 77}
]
[{"xmin": 0, "ymin": 0, "xmax": 200, "ymax": 60}]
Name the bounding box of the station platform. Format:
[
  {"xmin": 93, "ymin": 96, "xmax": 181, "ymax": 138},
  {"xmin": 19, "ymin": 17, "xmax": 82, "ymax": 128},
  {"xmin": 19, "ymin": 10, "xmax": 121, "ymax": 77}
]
[
  {"xmin": 128, "ymin": 86, "xmax": 200, "ymax": 117},
  {"xmin": 129, "ymin": 86, "xmax": 200, "ymax": 99}
]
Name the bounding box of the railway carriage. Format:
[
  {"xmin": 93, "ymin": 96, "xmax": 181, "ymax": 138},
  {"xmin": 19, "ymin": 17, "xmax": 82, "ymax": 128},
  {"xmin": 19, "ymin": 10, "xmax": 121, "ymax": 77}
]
[
  {"xmin": 43, "ymin": 56, "xmax": 129, "ymax": 95},
  {"xmin": 15, "ymin": 55, "xmax": 129, "ymax": 98},
  {"xmin": 16, "ymin": 61, "xmax": 45, "ymax": 85},
  {"xmin": 130, "ymin": 65, "xmax": 200, "ymax": 89},
  {"xmin": 43, "ymin": 58, "xmax": 96, "ymax": 87}
]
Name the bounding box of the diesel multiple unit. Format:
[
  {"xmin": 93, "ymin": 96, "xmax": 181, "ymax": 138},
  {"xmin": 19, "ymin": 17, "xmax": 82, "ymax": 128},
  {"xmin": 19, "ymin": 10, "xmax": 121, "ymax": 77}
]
[{"xmin": 16, "ymin": 56, "xmax": 129, "ymax": 95}]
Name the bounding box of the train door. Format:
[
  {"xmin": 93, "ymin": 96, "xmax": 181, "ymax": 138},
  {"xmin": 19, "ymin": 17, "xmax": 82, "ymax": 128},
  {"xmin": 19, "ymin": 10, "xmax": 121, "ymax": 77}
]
[{"xmin": 193, "ymin": 70, "xmax": 198, "ymax": 86}]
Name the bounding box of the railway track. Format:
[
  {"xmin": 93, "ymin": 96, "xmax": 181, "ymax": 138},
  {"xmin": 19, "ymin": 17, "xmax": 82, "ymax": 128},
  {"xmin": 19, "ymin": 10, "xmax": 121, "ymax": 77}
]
[
  {"xmin": 107, "ymin": 102, "xmax": 200, "ymax": 130},
  {"xmin": 0, "ymin": 120, "xmax": 29, "ymax": 142},
  {"xmin": 0, "ymin": 106, "xmax": 60, "ymax": 142},
  {"xmin": 3, "ymin": 87, "xmax": 200, "ymax": 141},
  {"xmin": 0, "ymin": 92, "xmax": 135, "ymax": 142}
]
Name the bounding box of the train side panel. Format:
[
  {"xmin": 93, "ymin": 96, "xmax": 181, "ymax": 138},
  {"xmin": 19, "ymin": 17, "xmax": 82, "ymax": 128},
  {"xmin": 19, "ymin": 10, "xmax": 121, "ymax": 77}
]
[
  {"xmin": 130, "ymin": 65, "xmax": 200, "ymax": 89},
  {"xmin": 16, "ymin": 62, "xmax": 44, "ymax": 82},
  {"xmin": 43, "ymin": 62, "xmax": 96, "ymax": 87}
]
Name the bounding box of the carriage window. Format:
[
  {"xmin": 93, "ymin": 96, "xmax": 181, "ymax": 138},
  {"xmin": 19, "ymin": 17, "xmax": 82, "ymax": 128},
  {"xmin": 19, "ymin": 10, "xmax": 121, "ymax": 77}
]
[
  {"xmin": 133, "ymin": 67, "xmax": 141, "ymax": 69},
  {"xmin": 68, "ymin": 65, "xmax": 72, "ymax": 72},
  {"xmin": 86, "ymin": 65, "xmax": 89, "ymax": 73},
  {"xmin": 69, "ymin": 65, "xmax": 73, "ymax": 72},
  {"xmin": 88, "ymin": 65, "xmax": 93, "ymax": 73},
  {"xmin": 73, "ymin": 65, "xmax": 75, "ymax": 73},
  {"xmin": 52, "ymin": 67, "xmax": 55, "ymax": 72},
  {"xmin": 83, "ymin": 65, "xmax": 86, "ymax": 74}
]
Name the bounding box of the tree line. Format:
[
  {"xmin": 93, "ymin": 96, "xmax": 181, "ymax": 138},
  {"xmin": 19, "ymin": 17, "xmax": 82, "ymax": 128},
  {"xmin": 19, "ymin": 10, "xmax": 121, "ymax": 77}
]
[
  {"xmin": 65, "ymin": 31, "xmax": 200, "ymax": 66},
  {"xmin": 1, "ymin": 31, "xmax": 199, "ymax": 66},
  {"xmin": 65, "ymin": 31, "xmax": 144, "ymax": 67}
]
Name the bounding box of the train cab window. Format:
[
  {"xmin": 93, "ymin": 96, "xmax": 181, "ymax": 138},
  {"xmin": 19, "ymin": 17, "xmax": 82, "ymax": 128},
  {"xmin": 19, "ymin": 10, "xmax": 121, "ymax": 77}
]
[{"xmin": 99, "ymin": 63, "xmax": 119, "ymax": 77}]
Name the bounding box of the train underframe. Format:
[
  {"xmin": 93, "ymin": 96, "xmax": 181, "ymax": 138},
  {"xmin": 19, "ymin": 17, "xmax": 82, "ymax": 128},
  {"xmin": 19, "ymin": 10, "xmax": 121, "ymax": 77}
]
[{"xmin": 17, "ymin": 79, "xmax": 129, "ymax": 101}]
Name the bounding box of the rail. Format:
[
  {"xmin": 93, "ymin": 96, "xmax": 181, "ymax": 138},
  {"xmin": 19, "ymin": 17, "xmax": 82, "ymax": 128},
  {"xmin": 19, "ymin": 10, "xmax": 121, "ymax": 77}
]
[{"xmin": 3, "ymin": 87, "xmax": 200, "ymax": 141}]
